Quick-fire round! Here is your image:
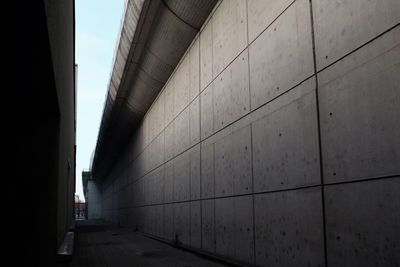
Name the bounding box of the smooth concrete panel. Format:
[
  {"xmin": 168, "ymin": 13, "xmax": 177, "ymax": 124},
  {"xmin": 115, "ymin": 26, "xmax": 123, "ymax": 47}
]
[
  {"xmin": 138, "ymin": 150, "xmax": 148, "ymax": 179},
  {"xmin": 201, "ymin": 142, "xmax": 214, "ymax": 199},
  {"xmin": 164, "ymin": 121, "xmax": 174, "ymax": 161},
  {"xmin": 164, "ymin": 203, "xmax": 174, "ymax": 240},
  {"xmin": 144, "ymin": 168, "xmax": 162, "ymax": 205},
  {"xmin": 254, "ymin": 187, "xmax": 325, "ymax": 267},
  {"xmin": 253, "ymin": 83, "xmax": 320, "ymax": 193},
  {"xmin": 214, "ymin": 125, "xmax": 252, "ymax": 197},
  {"xmin": 313, "ymin": 0, "xmax": 400, "ymax": 70},
  {"xmin": 123, "ymin": 185, "xmax": 130, "ymax": 208},
  {"xmin": 200, "ymin": 20, "xmax": 213, "ymax": 90},
  {"xmin": 189, "ymin": 96, "xmax": 200, "ymax": 147},
  {"xmin": 127, "ymin": 208, "xmax": 135, "ymax": 229},
  {"xmin": 131, "ymin": 159, "xmax": 140, "ymax": 184},
  {"xmin": 215, "ymin": 195, "xmax": 254, "ymax": 264},
  {"xmin": 174, "ymin": 55, "xmax": 190, "ymax": 118},
  {"xmin": 144, "ymin": 174, "xmax": 152, "ymax": 205},
  {"xmin": 164, "ymin": 161, "xmax": 174, "ymax": 203},
  {"xmin": 325, "ymin": 178, "xmax": 400, "ymax": 267},
  {"xmin": 247, "ymin": 0, "xmax": 295, "ymax": 43},
  {"xmin": 190, "ymin": 200, "xmax": 201, "ymax": 248},
  {"xmin": 132, "ymin": 180, "xmax": 142, "ymax": 206},
  {"xmin": 149, "ymin": 174, "xmax": 158, "ymax": 205},
  {"xmin": 154, "ymin": 95, "xmax": 165, "ymax": 138},
  {"xmin": 174, "ymin": 106, "xmax": 190, "ymax": 155},
  {"xmin": 153, "ymin": 166, "xmax": 164, "ymax": 204},
  {"xmin": 127, "ymin": 135, "xmax": 139, "ymax": 165},
  {"xmin": 138, "ymin": 179, "xmax": 145, "ymax": 206},
  {"xmin": 212, "ymin": 0, "xmax": 247, "ymax": 77},
  {"xmin": 136, "ymin": 207, "xmax": 144, "ymax": 231},
  {"xmin": 156, "ymin": 204, "xmax": 164, "ymax": 237},
  {"xmin": 189, "ymin": 37, "xmax": 200, "ymax": 102},
  {"xmin": 140, "ymin": 123, "xmax": 149, "ymax": 152},
  {"xmin": 190, "ymin": 144, "xmax": 201, "ymax": 200},
  {"xmin": 145, "ymin": 107, "xmax": 154, "ymax": 145},
  {"xmin": 319, "ymin": 29, "xmax": 400, "ymax": 183},
  {"xmin": 174, "ymin": 202, "xmax": 190, "ymax": 245},
  {"xmin": 173, "ymin": 150, "xmax": 190, "ymax": 202},
  {"xmin": 213, "ymin": 49, "xmax": 250, "ymax": 132},
  {"xmin": 200, "ymin": 84, "xmax": 214, "ymax": 139},
  {"xmin": 201, "ymin": 199, "xmax": 215, "ymax": 253},
  {"xmin": 149, "ymin": 93, "xmax": 165, "ymax": 142},
  {"xmin": 164, "ymin": 80, "xmax": 174, "ymax": 126},
  {"xmin": 249, "ymin": 0, "xmax": 314, "ymax": 110},
  {"xmin": 141, "ymin": 148, "xmax": 149, "ymax": 176},
  {"xmin": 145, "ymin": 206, "xmax": 157, "ymax": 235},
  {"xmin": 128, "ymin": 182, "xmax": 135, "ymax": 207},
  {"xmin": 148, "ymin": 132, "xmax": 164, "ymax": 171}
]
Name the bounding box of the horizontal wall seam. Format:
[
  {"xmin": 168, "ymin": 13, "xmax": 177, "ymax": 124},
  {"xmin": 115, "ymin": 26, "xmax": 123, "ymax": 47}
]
[
  {"xmin": 199, "ymin": 0, "xmax": 297, "ymax": 93},
  {"xmin": 105, "ymin": 174, "xmax": 400, "ymax": 210},
  {"xmin": 116, "ymin": 22, "xmax": 400, "ymax": 188},
  {"xmin": 121, "ymin": 73, "xmax": 317, "ymax": 187},
  {"xmin": 315, "ymin": 22, "xmax": 400, "ymax": 74},
  {"xmin": 123, "ymin": 0, "xmax": 299, "ymax": 162},
  {"xmin": 128, "ymin": 20, "xmax": 400, "ymax": 168}
]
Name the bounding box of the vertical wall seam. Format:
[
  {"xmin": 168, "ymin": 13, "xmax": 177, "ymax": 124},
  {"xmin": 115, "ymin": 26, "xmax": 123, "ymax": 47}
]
[
  {"xmin": 211, "ymin": 15, "xmax": 215, "ymax": 141},
  {"xmin": 163, "ymin": 85, "xmax": 166, "ymax": 238},
  {"xmin": 118, "ymin": 0, "xmax": 319, "ymax": 182},
  {"xmin": 127, "ymin": 73, "xmax": 316, "ymax": 190},
  {"xmin": 199, "ymin": 24, "xmax": 203, "ymax": 249},
  {"xmin": 245, "ymin": 0, "xmax": 256, "ymax": 263},
  {"xmin": 212, "ymin": 143, "xmax": 216, "ymax": 252},
  {"xmin": 250, "ymin": 123, "xmax": 256, "ymax": 265},
  {"xmin": 189, "ymin": 147, "xmax": 192, "ymax": 245},
  {"xmin": 245, "ymin": 0, "xmax": 252, "ymax": 114},
  {"xmin": 211, "ymin": 10, "xmax": 216, "ymax": 253},
  {"xmin": 188, "ymin": 47, "xmax": 192, "ymax": 245},
  {"xmin": 308, "ymin": 0, "xmax": 328, "ymax": 266},
  {"xmin": 245, "ymin": 0, "xmax": 249, "ymax": 46}
]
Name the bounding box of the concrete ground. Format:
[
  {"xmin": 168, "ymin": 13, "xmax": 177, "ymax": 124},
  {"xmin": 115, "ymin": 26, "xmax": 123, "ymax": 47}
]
[{"xmin": 73, "ymin": 220, "xmax": 229, "ymax": 267}]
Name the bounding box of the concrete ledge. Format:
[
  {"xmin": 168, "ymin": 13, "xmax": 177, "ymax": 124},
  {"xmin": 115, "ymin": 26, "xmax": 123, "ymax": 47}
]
[{"xmin": 57, "ymin": 232, "xmax": 74, "ymax": 262}]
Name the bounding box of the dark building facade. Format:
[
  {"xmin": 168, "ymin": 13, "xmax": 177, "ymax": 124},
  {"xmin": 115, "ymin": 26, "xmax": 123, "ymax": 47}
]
[{"xmin": 5, "ymin": 1, "xmax": 76, "ymax": 265}]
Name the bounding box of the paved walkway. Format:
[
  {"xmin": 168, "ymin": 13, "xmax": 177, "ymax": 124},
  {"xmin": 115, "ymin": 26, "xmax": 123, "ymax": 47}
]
[{"xmin": 73, "ymin": 220, "xmax": 229, "ymax": 267}]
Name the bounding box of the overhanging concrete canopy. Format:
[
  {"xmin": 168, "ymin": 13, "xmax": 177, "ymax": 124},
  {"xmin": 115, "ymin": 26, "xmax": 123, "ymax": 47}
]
[{"xmin": 92, "ymin": 0, "xmax": 217, "ymax": 180}]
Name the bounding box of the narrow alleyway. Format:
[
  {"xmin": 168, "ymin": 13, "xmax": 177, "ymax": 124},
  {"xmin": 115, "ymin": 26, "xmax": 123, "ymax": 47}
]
[{"xmin": 73, "ymin": 220, "xmax": 230, "ymax": 267}]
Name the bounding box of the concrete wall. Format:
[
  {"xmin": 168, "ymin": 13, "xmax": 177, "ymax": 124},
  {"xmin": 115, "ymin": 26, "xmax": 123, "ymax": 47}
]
[
  {"xmin": 100, "ymin": 0, "xmax": 400, "ymax": 266},
  {"xmin": 44, "ymin": 0, "xmax": 76, "ymax": 247},
  {"xmin": 87, "ymin": 180, "xmax": 102, "ymax": 219}
]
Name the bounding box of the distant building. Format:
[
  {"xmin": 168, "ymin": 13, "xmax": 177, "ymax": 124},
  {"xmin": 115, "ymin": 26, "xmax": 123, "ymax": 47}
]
[{"xmin": 74, "ymin": 194, "xmax": 86, "ymax": 219}]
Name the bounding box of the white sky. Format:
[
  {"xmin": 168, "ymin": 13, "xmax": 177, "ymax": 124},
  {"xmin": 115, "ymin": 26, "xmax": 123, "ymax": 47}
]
[{"xmin": 75, "ymin": 0, "xmax": 124, "ymax": 201}]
